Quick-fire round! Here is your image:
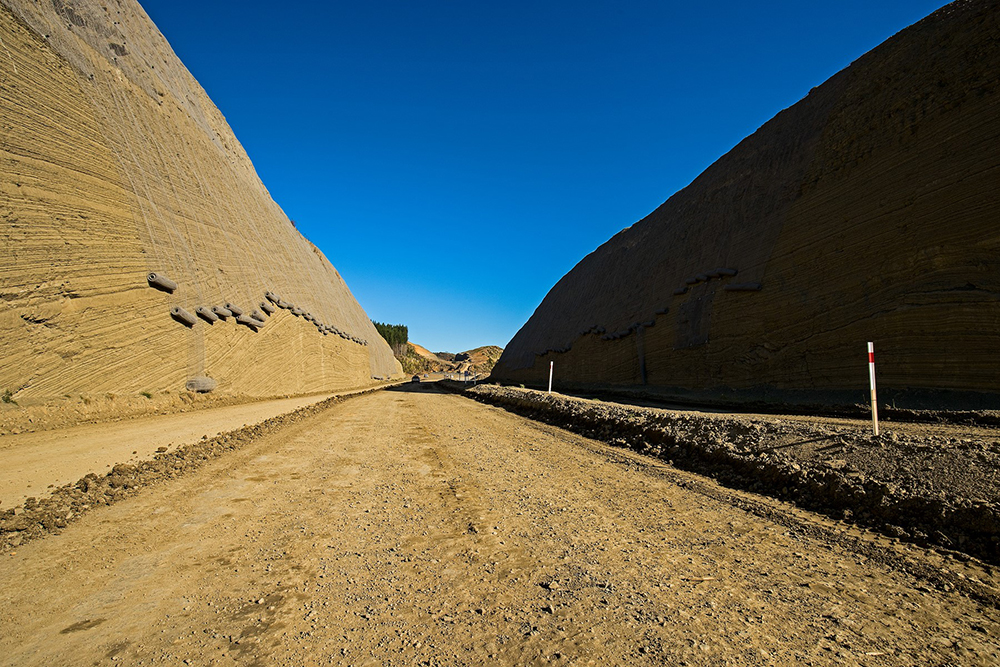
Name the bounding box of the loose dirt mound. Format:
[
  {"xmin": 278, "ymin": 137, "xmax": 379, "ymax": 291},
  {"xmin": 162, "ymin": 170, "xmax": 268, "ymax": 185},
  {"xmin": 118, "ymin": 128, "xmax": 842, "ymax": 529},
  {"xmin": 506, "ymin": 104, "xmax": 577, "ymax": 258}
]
[
  {"xmin": 0, "ymin": 0, "xmax": 401, "ymax": 415},
  {"xmin": 0, "ymin": 388, "xmax": 387, "ymax": 551},
  {"xmin": 459, "ymin": 384, "xmax": 1000, "ymax": 564},
  {"xmin": 493, "ymin": 0, "xmax": 1000, "ymax": 410}
]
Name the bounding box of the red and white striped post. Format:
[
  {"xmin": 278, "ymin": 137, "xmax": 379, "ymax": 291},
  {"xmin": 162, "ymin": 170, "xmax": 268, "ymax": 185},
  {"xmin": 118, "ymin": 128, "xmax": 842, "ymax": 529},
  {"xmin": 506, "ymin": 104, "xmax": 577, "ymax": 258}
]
[
  {"xmin": 548, "ymin": 361, "xmax": 554, "ymax": 394},
  {"xmin": 867, "ymin": 342, "xmax": 879, "ymax": 436}
]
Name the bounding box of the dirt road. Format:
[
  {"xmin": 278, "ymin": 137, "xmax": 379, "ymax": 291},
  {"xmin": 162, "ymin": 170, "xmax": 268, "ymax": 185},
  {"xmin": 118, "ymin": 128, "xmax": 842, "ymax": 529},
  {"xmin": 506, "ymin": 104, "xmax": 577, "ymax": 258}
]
[
  {"xmin": 0, "ymin": 393, "xmax": 342, "ymax": 509},
  {"xmin": 2, "ymin": 384, "xmax": 999, "ymax": 666}
]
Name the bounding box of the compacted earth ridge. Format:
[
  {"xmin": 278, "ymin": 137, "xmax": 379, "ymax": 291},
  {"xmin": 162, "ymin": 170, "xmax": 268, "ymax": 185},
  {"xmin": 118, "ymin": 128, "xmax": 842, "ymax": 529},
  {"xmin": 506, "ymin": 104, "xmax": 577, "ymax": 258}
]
[
  {"xmin": 452, "ymin": 384, "xmax": 1000, "ymax": 566},
  {"xmin": 0, "ymin": 386, "xmax": 397, "ymax": 552}
]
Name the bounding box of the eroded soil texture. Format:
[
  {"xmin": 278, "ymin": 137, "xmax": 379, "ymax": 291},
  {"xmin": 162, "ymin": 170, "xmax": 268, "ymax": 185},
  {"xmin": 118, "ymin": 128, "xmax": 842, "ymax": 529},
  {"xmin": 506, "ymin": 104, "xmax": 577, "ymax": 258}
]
[
  {"xmin": 2, "ymin": 384, "xmax": 1000, "ymax": 666},
  {"xmin": 461, "ymin": 384, "xmax": 1000, "ymax": 565}
]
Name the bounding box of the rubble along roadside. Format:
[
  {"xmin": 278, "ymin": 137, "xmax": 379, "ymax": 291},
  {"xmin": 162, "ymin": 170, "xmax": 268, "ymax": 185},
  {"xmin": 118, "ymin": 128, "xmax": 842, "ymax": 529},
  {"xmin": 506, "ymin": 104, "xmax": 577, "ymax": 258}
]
[
  {"xmin": 0, "ymin": 385, "xmax": 397, "ymax": 552},
  {"xmin": 453, "ymin": 383, "xmax": 1000, "ymax": 565}
]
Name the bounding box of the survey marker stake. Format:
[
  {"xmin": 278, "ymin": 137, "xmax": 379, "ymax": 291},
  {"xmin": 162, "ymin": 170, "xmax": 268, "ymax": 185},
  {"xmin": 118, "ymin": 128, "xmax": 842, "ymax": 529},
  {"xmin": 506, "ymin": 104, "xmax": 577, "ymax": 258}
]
[{"xmin": 868, "ymin": 342, "xmax": 879, "ymax": 436}]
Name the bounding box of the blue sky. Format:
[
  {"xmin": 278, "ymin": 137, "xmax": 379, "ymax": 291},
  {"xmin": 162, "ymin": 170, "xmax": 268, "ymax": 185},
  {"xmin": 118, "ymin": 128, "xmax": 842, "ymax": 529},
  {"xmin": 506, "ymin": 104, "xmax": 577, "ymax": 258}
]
[{"xmin": 140, "ymin": 0, "xmax": 949, "ymax": 353}]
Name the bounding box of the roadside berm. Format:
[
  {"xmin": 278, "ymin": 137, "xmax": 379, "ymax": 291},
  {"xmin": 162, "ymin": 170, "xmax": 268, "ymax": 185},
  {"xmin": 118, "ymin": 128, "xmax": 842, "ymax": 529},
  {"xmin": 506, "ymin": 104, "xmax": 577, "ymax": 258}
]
[
  {"xmin": 457, "ymin": 384, "xmax": 1000, "ymax": 565},
  {"xmin": 0, "ymin": 388, "xmax": 387, "ymax": 551}
]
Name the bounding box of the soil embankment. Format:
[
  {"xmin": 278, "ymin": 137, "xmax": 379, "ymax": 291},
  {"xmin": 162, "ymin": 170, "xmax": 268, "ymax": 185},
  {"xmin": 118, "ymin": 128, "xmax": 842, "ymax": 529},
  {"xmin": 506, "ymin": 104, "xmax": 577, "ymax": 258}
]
[
  {"xmin": 0, "ymin": 0, "xmax": 401, "ymax": 411},
  {"xmin": 457, "ymin": 384, "xmax": 1000, "ymax": 564},
  {"xmin": 0, "ymin": 386, "xmax": 399, "ymax": 551},
  {"xmin": 2, "ymin": 385, "xmax": 999, "ymax": 665},
  {"xmin": 493, "ymin": 0, "xmax": 1000, "ymax": 410}
]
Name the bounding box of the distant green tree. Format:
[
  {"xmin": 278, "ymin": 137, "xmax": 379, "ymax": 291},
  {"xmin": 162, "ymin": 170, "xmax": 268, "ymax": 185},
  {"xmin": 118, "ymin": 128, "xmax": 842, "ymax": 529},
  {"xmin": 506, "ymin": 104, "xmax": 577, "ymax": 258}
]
[{"xmin": 372, "ymin": 321, "xmax": 409, "ymax": 357}]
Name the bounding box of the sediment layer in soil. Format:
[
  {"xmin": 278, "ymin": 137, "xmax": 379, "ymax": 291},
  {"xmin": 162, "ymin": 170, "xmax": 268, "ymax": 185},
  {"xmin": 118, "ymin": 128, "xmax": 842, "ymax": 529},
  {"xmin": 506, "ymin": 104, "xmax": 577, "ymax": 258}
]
[{"xmin": 494, "ymin": 0, "xmax": 1000, "ymax": 410}]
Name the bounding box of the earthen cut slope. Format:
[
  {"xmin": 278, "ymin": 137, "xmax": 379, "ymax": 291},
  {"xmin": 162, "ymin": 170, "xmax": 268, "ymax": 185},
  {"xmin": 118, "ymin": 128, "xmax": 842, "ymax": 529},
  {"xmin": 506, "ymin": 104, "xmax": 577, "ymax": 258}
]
[
  {"xmin": 493, "ymin": 0, "xmax": 1000, "ymax": 410},
  {"xmin": 0, "ymin": 0, "xmax": 402, "ymax": 406}
]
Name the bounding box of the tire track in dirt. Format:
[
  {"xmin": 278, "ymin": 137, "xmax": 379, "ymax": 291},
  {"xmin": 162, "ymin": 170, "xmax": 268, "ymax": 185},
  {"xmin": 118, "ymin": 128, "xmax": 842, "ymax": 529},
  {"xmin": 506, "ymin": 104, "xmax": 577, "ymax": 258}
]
[
  {"xmin": 456, "ymin": 384, "xmax": 1000, "ymax": 564},
  {"xmin": 1, "ymin": 383, "xmax": 999, "ymax": 666}
]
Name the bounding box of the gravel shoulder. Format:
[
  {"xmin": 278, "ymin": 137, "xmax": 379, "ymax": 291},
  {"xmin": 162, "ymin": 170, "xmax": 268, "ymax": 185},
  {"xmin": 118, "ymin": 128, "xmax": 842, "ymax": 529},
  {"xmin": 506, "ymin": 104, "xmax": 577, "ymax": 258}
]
[
  {"xmin": 2, "ymin": 383, "xmax": 999, "ymax": 665},
  {"xmin": 458, "ymin": 384, "xmax": 1000, "ymax": 564},
  {"xmin": 0, "ymin": 393, "xmax": 346, "ymax": 508}
]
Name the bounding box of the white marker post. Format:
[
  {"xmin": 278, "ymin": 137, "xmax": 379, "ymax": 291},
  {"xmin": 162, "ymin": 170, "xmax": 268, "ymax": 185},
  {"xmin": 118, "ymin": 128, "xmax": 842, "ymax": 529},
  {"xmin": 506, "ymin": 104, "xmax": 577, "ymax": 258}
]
[
  {"xmin": 867, "ymin": 342, "xmax": 879, "ymax": 436},
  {"xmin": 548, "ymin": 361, "xmax": 554, "ymax": 394}
]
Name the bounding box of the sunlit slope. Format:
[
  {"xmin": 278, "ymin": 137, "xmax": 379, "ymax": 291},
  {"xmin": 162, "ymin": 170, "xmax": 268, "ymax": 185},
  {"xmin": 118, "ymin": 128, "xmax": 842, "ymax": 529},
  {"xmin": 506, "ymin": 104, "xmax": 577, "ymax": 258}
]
[
  {"xmin": 410, "ymin": 344, "xmax": 443, "ymax": 364},
  {"xmin": 0, "ymin": 0, "xmax": 401, "ymax": 403},
  {"xmin": 493, "ymin": 0, "xmax": 1000, "ymax": 409}
]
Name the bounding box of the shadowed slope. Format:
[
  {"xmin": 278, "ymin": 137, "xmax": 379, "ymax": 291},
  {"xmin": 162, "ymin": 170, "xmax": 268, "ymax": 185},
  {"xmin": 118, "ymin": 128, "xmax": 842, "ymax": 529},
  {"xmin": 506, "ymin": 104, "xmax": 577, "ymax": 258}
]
[{"xmin": 493, "ymin": 0, "xmax": 1000, "ymax": 409}]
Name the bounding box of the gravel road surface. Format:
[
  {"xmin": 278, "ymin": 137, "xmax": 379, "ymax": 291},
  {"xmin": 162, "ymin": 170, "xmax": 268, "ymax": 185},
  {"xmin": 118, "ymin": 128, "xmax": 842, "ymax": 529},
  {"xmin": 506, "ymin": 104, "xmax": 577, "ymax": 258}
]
[
  {"xmin": 2, "ymin": 383, "xmax": 998, "ymax": 666},
  {"xmin": 0, "ymin": 393, "xmax": 339, "ymax": 509}
]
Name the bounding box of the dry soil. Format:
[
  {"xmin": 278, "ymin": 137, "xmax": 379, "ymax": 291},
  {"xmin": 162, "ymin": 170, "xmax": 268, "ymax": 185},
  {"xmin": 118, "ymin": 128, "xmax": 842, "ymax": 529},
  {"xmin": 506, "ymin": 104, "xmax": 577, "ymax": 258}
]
[
  {"xmin": 1, "ymin": 384, "xmax": 999, "ymax": 666},
  {"xmin": 0, "ymin": 392, "xmax": 341, "ymax": 508}
]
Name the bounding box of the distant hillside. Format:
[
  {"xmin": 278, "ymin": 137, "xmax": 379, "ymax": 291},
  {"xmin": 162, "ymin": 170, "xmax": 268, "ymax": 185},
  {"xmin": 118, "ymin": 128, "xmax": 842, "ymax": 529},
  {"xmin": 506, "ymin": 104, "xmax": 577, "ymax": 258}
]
[
  {"xmin": 455, "ymin": 346, "xmax": 504, "ymax": 375},
  {"xmin": 410, "ymin": 343, "xmax": 443, "ymax": 363},
  {"xmin": 407, "ymin": 344, "xmax": 504, "ymax": 375}
]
